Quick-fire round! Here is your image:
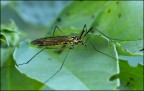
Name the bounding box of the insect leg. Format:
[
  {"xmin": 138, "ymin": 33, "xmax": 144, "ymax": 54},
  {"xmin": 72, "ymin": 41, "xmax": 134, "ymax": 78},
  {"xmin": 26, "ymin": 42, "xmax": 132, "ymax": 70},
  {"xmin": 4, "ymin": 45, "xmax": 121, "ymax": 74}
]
[
  {"xmin": 87, "ymin": 38, "xmax": 117, "ymax": 60},
  {"xmin": 44, "ymin": 48, "xmax": 71, "ymax": 83},
  {"xmin": 52, "ymin": 26, "xmax": 65, "ymax": 36},
  {"xmin": 81, "ymin": 24, "xmax": 89, "ymax": 47},
  {"xmin": 80, "ymin": 25, "xmax": 117, "ymax": 60},
  {"xmin": 83, "ymin": 27, "xmax": 124, "ymax": 41},
  {"xmin": 16, "ymin": 47, "xmax": 47, "ymax": 66},
  {"xmin": 55, "ymin": 45, "xmax": 67, "ymax": 54},
  {"xmin": 16, "ymin": 47, "xmax": 59, "ymax": 66},
  {"xmin": 0, "ymin": 47, "xmax": 47, "ymax": 69},
  {"xmin": 90, "ymin": 27, "xmax": 110, "ymax": 39},
  {"xmin": 52, "ymin": 26, "xmax": 68, "ymax": 54},
  {"xmin": 79, "ymin": 24, "xmax": 87, "ymax": 38},
  {"xmin": 1, "ymin": 47, "xmax": 60, "ymax": 69}
]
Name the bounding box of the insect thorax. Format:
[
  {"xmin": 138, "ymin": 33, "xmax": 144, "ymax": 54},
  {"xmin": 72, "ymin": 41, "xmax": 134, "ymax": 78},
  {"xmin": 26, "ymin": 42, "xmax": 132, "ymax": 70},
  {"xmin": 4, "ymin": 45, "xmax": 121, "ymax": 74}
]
[{"xmin": 68, "ymin": 36, "xmax": 82, "ymax": 45}]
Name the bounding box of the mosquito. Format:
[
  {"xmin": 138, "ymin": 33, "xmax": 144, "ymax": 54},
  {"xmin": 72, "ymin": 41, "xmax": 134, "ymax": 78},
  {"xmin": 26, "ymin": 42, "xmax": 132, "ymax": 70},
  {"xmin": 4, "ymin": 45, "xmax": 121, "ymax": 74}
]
[{"xmin": 1, "ymin": 24, "xmax": 118, "ymax": 83}]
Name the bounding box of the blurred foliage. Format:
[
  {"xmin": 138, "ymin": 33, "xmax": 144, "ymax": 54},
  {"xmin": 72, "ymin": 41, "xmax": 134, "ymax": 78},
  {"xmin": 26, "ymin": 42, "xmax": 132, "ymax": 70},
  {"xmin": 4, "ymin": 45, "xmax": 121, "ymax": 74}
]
[
  {"xmin": 1, "ymin": 1, "xmax": 143, "ymax": 90},
  {"xmin": 1, "ymin": 20, "xmax": 44, "ymax": 90},
  {"xmin": 1, "ymin": 21, "xmax": 23, "ymax": 47},
  {"xmin": 110, "ymin": 60, "xmax": 143, "ymax": 90}
]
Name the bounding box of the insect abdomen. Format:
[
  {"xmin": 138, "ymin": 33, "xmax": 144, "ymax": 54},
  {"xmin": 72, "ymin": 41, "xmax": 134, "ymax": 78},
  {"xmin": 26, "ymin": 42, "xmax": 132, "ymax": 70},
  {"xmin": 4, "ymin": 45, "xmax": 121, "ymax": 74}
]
[{"xmin": 31, "ymin": 36, "xmax": 68, "ymax": 46}]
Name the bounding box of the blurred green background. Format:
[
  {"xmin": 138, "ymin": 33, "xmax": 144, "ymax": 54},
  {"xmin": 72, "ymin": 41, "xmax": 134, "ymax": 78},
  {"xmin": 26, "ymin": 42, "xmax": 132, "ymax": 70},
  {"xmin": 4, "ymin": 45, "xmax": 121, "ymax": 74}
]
[{"xmin": 1, "ymin": 1, "xmax": 70, "ymax": 40}]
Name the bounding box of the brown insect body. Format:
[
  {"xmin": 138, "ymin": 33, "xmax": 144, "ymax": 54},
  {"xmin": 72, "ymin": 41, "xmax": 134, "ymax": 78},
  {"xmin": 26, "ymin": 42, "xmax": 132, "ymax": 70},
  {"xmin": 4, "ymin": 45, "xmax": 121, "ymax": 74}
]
[{"xmin": 31, "ymin": 36, "xmax": 83, "ymax": 46}]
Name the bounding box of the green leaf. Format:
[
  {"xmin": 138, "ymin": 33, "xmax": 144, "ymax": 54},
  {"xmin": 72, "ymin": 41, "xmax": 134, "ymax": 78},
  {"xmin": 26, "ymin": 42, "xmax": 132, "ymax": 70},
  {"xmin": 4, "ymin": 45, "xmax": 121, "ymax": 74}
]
[
  {"xmin": 1, "ymin": 48, "xmax": 14, "ymax": 67},
  {"xmin": 116, "ymin": 40, "xmax": 143, "ymax": 56},
  {"xmin": 1, "ymin": 54, "xmax": 44, "ymax": 90},
  {"xmin": 1, "ymin": 21, "xmax": 44, "ymax": 90},
  {"xmin": 110, "ymin": 60, "xmax": 143, "ymax": 90},
  {"xmin": 1, "ymin": 21, "xmax": 23, "ymax": 47},
  {"xmin": 119, "ymin": 55, "xmax": 143, "ymax": 66},
  {"xmin": 93, "ymin": 1, "xmax": 143, "ymax": 41},
  {"xmin": 90, "ymin": 1, "xmax": 143, "ymax": 57}
]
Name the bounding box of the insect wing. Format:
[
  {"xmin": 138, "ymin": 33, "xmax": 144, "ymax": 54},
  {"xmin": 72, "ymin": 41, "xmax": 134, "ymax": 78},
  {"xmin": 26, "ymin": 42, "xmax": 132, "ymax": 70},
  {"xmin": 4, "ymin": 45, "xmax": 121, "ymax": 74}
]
[{"xmin": 31, "ymin": 36, "xmax": 69, "ymax": 46}]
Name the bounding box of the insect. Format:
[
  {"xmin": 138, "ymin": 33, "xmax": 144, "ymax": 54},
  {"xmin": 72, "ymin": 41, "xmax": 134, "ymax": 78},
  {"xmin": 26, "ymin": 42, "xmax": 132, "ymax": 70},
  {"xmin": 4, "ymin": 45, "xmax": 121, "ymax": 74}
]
[{"xmin": 1, "ymin": 24, "xmax": 118, "ymax": 83}]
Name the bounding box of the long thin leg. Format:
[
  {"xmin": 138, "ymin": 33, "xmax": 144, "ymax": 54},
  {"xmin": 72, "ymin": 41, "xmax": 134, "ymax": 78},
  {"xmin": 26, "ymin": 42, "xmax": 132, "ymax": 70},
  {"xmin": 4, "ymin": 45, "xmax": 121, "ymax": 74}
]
[
  {"xmin": 80, "ymin": 24, "xmax": 87, "ymax": 38},
  {"xmin": 1, "ymin": 47, "xmax": 59, "ymax": 69},
  {"xmin": 0, "ymin": 47, "xmax": 46, "ymax": 69},
  {"xmin": 52, "ymin": 26, "xmax": 68, "ymax": 54},
  {"xmin": 53, "ymin": 26, "xmax": 65, "ymax": 36},
  {"xmin": 81, "ymin": 25, "xmax": 117, "ymax": 60},
  {"xmin": 44, "ymin": 48, "xmax": 71, "ymax": 83},
  {"xmin": 82, "ymin": 25, "xmax": 117, "ymax": 60},
  {"xmin": 15, "ymin": 26, "xmax": 65, "ymax": 67},
  {"xmin": 87, "ymin": 38, "xmax": 117, "ymax": 60},
  {"xmin": 83, "ymin": 27, "xmax": 124, "ymax": 41},
  {"xmin": 16, "ymin": 47, "xmax": 47, "ymax": 66},
  {"xmin": 85, "ymin": 27, "xmax": 111, "ymax": 39},
  {"xmin": 17, "ymin": 26, "xmax": 65, "ymax": 67},
  {"xmin": 14, "ymin": 26, "xmax": 64, "ymax": 68}
]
